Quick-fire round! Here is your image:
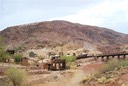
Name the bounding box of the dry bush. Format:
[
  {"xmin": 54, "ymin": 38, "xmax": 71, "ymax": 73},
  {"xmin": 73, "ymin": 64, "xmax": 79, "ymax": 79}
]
[
  {"xmin": 99, "ymin": 59, "xmax": 120, "ymax": 74},
  {"xmin": 5, "ymin": 67, "xmax": 27, "ymax": 86},
  {"xmin": 82, "ymin": 59, "xmax": 128, "ymax": 84}
]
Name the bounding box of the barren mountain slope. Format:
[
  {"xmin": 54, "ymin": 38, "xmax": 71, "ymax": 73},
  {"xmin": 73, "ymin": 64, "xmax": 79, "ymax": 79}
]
[{"xmin": 0, "ymin": 20, "xmax": 128, "ymax": 49}]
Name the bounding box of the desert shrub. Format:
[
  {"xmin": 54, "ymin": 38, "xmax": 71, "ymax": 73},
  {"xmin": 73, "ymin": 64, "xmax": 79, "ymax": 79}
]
[
  {"xmin": 13, "ymin": 46, "xmax": 23, "ymax": 53},
  {"xmin": 0, "ymin": 78, "xmax": 9, "ymax": 86},
  {"xmin": 95, "ymin": 59, "xmax": 128, "ymax": 82},
  {"xmin": 82, "ymin": 59, "xmax": 128, "ymax": 84},
  {"xmin": 70, "ymin": 62, "xmax": 77, "ymax": 69},
  {"xmin": 13, "ymin": 53, "xmax": 23, "ymax": 63},
  {"xmin": 82, "ymin": 74, "xmax": 94, "ymax": 84},
  {"xmin": 119, "ymin": 60, "xmax": 128, "ymax": 67},
  {"xmin": 5, "ymin": 67, "xmax": 26, "ymax": 86},
  {"xmin": 29, "ymin": 51, "xmax": 37, "ymax": 57},
  {"xmin": 99, "ymin": 59, "xmax": 120, "ymax": 74},
  {"xmin": 99, "ymin": 59, "xmax": 128, "ymax": 74}
]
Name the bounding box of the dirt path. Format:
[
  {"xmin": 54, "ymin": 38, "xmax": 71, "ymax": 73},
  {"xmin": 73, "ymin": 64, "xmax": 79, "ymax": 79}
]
[
  {"xmin": 64, "ymin": 63, "xmax": 102, "ymax": 86},
  {"xmin": 64, "ymin": 69, "xmax": 85, "ymax": 86},
  {"xmin": 40, "ymin": 69, "xmax": 86, "ymax": 86},
  {"xmin": 27, "ymin": 63, "xmax": 102, "ymax": 86}
]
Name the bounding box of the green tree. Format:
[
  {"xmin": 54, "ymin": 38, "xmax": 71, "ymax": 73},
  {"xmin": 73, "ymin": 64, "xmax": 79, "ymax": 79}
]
[
  {"xmin": 0, "ymin": 36, "xmax": 10, "ymax": 62},
  {"xmin": 60, "ymin": 55, "xmax": 76, "ymax": 68},
  {"xmin": 0, "ymin": 47, "xmax": 6, "ymax": 62},
  {"xmin": 60, "ymin": 55, "xmax": 75, "ymax": 63}
]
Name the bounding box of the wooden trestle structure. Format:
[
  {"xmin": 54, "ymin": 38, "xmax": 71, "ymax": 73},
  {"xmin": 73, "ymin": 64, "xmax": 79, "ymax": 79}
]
[{"xmin": 77, "ymin": 53, "xmax": 128, "ymax": 62}]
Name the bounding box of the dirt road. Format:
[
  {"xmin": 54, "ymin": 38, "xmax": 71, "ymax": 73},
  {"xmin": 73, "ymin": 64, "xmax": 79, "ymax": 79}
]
[
  {"xmin": 65, "ymin": 69, "xmax": 85, "ymax": 86},
  {"xmin": 27, "ymin": 63, "xmax": 102, "ymax": 86},
  {"xmin": 39, "ymin": 69, "xmax": 85, "ymax": 86}
]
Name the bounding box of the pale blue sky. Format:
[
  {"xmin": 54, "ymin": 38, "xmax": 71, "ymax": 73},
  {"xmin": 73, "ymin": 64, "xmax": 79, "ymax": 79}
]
[{"xmin": 1, "ymin": 0, "xmax": 128, "ymax": 34}]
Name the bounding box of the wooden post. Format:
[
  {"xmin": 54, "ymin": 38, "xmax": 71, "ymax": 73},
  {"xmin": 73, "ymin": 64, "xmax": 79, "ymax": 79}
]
[
  {"xmin": 101, "ymin": 56, "xmax": 104, "ymax": 62},
  {"xmin": 62, "ymin": 60, "xmax": 66, "ymax": 69},
  {"xmin": 94, "ymin": 56, "xmax": 97, "ymax": 61},
  {"xmin": 112, "ymin": 55, "xmax": 115, "ymax": 58},
  {"xmin": 118, "ymin": 55, "xmax": 120, "ymax": 60},
  {"xmin": 106, "ymin": 56, "xmax": 109, "ymax": 61},
  {"xmin": 123, "ymin": 55, "xmax": 126, "ymax": 60}
]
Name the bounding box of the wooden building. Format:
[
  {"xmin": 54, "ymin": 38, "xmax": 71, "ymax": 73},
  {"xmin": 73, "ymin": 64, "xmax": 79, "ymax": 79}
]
[{"xmin": 21, "ymin": 57, "xmax": 29, "ymax": 66}]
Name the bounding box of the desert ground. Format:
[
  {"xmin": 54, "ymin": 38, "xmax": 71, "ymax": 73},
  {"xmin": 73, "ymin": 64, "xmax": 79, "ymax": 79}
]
[{"xmin": 1, "ymin": 57, "xmax": 128, "ymax": 86}]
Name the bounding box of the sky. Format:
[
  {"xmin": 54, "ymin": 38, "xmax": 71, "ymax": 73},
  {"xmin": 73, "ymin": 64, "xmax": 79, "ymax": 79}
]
[{"xmin": 1, "ymin": 0, "xmax": 128, "ymax": 34}]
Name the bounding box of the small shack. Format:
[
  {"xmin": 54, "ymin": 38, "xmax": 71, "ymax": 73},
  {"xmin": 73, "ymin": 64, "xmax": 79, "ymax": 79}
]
[{"xmin": 21, "ymin": 57, "xmax": 29, "ymax": 66}]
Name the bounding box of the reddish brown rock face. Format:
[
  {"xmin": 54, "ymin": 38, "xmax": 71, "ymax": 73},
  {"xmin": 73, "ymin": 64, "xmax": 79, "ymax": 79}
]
[{"xmin": 0, "ymin": 20, "xmax": 128, "ymax": 50}]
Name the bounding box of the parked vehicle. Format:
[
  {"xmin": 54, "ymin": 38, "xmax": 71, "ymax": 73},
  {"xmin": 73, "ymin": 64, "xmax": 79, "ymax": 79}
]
[{"xmin": 76, "ymin": 53, "xmax": 87, "ymax": 59}]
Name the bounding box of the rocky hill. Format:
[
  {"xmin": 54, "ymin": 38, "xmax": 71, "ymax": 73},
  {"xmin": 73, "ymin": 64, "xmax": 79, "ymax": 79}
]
[{"xmin": 0, "ymin": 20, "xmax": 128, "ymax": 51}]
